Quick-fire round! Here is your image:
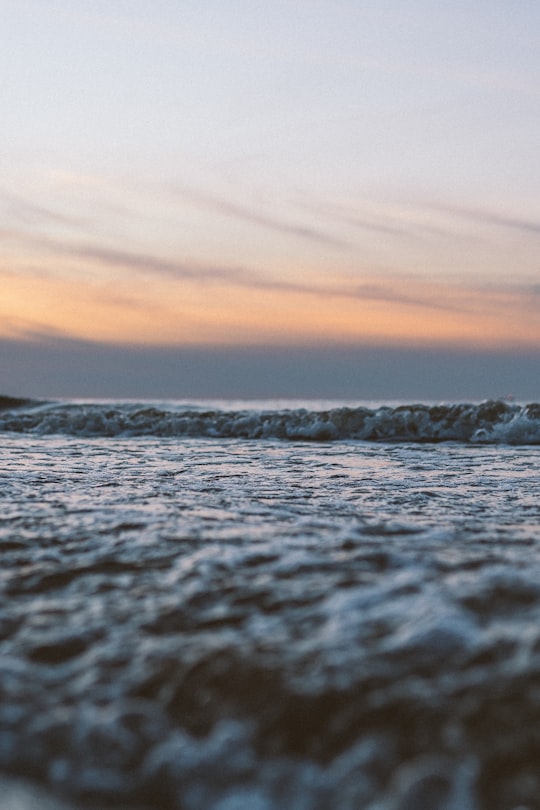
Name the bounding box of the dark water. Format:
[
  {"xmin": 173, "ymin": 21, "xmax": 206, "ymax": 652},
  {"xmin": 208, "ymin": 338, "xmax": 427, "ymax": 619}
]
[{"xmin": 1, "ymin": 399, "xmax": 540, "ymax": 809}]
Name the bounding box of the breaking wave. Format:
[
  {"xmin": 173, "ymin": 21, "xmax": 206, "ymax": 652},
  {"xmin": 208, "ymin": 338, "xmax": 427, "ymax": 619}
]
[{"xmin": 0, "ymin": 397, "xmax": 539, "ymax": 444}]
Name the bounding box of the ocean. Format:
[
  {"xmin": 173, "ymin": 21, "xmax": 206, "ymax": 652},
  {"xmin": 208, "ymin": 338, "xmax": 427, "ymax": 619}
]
[{"xmin": 1, "ymin": 396, "xmax": 539, "ymax": 810}]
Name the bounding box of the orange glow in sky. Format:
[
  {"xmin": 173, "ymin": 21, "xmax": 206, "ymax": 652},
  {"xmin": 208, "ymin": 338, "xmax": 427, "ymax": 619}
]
[
  {"xmin": 1, "ymin": 244, "xmax": 539, "ymax": 349},
  {"xmin": 1, "ymin": 1, "xmax": 539, "ymax": 400}
]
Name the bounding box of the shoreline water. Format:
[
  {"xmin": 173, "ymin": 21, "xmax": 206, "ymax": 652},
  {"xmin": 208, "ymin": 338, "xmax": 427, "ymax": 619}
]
[
  {"xmin": 0, "ymin": 400, "xmax": 539, "ymax": 808},
  {"xmin": 0, "ymin": 397, "xmax": 539, "ymax": 444}
]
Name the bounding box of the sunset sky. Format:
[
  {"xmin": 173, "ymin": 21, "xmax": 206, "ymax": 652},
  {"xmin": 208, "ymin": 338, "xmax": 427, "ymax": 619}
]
[{"xmin": 1, "ymin": 1, "xmax": 539, "ymax": 399}]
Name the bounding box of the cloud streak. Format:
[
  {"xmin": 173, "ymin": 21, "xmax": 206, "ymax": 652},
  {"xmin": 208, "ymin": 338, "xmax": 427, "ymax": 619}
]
[
  {"xmin": 169, "ymin": 185, "xmax": 350, "ymax": 250},
  {"xmin": 5, "ymin": 219, "xmax": 538, "ymax": 320},
  {"xmin": 3, "ymin": 186, "xmax": 539, "ymax": 350},
  {"xmin": 56, "ymin": 241, "xmax": 462, "ymax": 312},
  {"xmin": 0, "ymin": 188, "xmax": 85, "ymax": 230},
  {"xmin": 422, "ymin": 202, "xmax": 540, "ymax": 238}
]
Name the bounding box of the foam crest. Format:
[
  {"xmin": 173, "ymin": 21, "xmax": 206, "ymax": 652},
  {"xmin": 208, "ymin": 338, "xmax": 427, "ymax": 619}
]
[{"xmin": 0, "ymin": 399, "xmax": 539, "ymax": 443}]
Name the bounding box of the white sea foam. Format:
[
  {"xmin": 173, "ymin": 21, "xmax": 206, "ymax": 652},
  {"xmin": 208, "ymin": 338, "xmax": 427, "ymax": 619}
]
[
  {"xmin": 0, "ymin": 406, "xmax": 540, "ymax": 808},
  {"xmin": 0, "ymin": 398, "xmax": 539, "ymax": 443}
]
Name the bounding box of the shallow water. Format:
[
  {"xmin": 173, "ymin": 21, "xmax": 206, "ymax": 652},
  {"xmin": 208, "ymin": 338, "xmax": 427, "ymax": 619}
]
[{"xmin": 1, "ymin": 402, "xmax": 540, "ymax": 809}]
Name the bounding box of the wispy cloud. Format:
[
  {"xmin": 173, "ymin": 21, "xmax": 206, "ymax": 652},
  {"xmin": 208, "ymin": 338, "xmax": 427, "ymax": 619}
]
[
  {"xmin": 1, "ymin": 315, "xmax": 73, "ymax": 343},
  {"xmin": 69, "ymin": 244, "xmax": 245, "ymax": 283},
  {"xmin": 3, "ymin": 187, "xmax": 539, "ymax": 329},
  {"xmin": 169, "ymin": 185, "xmax": 350, "ymax": 249},
  {"xmin": 0, "ymin": 188, "xmax": 85, "ymax": 230},
  {"xmin": 421, "ymin": 202, "xmax": 540, "ymax": 238},
  {"xmin": 1, "ymin": 219, "xmax": 462, "ymax": 314},
  {"xmin": 58, "ymin": 241, "xmax": 461, "ymax": 311},
  {"xmin": 297, "ymin": 196, "xmax": 485, "ymax": 243}
]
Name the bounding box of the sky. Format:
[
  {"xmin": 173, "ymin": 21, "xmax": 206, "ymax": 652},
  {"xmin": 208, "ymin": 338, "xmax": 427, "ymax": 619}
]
[{"xmin": 1, "ymin": 0, "xmax": 539, "ymax": 400}]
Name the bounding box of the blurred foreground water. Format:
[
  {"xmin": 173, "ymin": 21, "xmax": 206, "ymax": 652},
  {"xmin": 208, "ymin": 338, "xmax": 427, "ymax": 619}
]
[{"xmin": 1, "ymin": 399, "xmax": 540, "ymax": 808}]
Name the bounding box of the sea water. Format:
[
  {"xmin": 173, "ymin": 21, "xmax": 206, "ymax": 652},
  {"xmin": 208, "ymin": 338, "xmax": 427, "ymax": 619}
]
[{"xmin": 0, "ymin": 397, "xmax": 539, "ymax": 810}]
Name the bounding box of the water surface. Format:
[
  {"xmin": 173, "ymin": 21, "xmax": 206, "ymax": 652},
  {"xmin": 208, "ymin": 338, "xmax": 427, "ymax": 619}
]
[{"xmin": 1, "ymin": 399, "xmax": 539, "ymax": 809}]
